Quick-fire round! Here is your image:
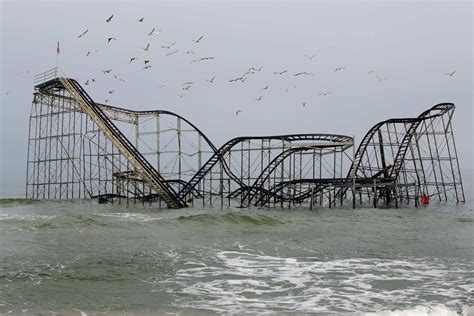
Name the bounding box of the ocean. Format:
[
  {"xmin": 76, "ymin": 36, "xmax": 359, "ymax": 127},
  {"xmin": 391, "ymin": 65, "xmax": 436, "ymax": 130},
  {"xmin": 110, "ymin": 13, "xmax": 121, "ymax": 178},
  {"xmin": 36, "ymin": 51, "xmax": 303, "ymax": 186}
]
[{"xmin": 0, "ymin": 190, "xmax": 473, "ymax": 315}]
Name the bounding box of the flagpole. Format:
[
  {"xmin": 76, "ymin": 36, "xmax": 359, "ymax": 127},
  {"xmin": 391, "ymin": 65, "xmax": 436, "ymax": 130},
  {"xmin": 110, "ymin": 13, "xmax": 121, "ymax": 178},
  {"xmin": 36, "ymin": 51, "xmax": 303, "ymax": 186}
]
[{"xmin": 55, "ymin": 41, "xmax": 60, "ymax": 77}]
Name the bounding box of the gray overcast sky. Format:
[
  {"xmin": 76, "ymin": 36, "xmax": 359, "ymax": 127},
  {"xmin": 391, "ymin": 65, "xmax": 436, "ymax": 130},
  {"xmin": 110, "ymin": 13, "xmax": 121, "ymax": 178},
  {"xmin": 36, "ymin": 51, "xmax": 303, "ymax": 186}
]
[{"xmin": 0, "ymin": 0, "xmax": 472, "ymax": 197}]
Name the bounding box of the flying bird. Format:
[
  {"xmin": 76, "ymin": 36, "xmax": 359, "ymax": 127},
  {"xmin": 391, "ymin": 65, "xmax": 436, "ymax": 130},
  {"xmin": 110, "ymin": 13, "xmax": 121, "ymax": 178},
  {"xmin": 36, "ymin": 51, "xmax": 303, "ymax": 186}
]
[
  {"xmin": 144, "ymin": 60, "xmax": 150, "ymax": 65},
  {"xmin": 138, "ymin": 17, "xmax": 144, "ymax": 22},
  {"xmin": 182, "ymin": 81, "xmax": 194, "ymax": 86},
  {"xmin": 256, "ymin": 96, "xmax": 263, "ymax": 101},
  {"xmin": 335, "ymin": 67, "xmax": 346, "ymax": 72},
  {"xmin": 5, "ymin": 90, "xmax": 12, "ymax": 95},
  {"xmin": 144, "ymin": 65, "xmax": 152, "ymax": 69},
  {"xmin": 129, "ymin": 57, "xmax": 137, "ymax": 64},
  {"xmin": 91, "ymin": 78, "xmax": 96, "ymax": 82},
  {"xmin": 108, "ymin": 90, "xmax": 114, "ymax": 94},
  {"xmin": 260, "ymin": 85, "xmax": 269, "ymax": 91},
  {"xmin": 302, "ymin": 101, "xmax": 307, "ymax": 107},
  {"xmin": 368, "ymin": 70, "xmax": 376, "ymax": 74},
  {"xmin": 143, "ymin": 43, "xmax": 150, "ymax": 51},
  {"xmin": 78, "ymin": 29, "xmax": 88, "ymax": 38},
  {"xmin": 229, "ymin": 76, "xmax": 246, "ymax": 83},
  {"xmin": 206, "ymin": 76, "xmax": 215, "ymax": 83},
  {"xmin": 84, "ymin": 80, "xmax": 90, "ymax": 85},
  {"xmin": 177, "ymin": 93, "xmax": 185, "ymax": 98},
  {"xmin": 235, "ymin": 109, "xmax": 243, "ymax": 116},
  {"xmin": 161, "ymin": 41, "xmax": 176, "ymax": 49},
  {"xmin": 202, "ymin": 57, "xmax": 214, "ymax": 61},
  {"xmin": 375, "ymin": 75, "xmax": 388, "ymax": 81},
  {"xmin": 193, "ymin": 35, "xmax": 203, "ymax": 43},
  {"xmin": 444, "ymin": 71, "xmax": 456, "ymax": 77},
  {"xmin": 106, "ymin": 15, "xmax": 114, "ymax": 23},
  {"xmin": 185, "ymin": 50, "xmax": 195, "ymax": 54},
  {"xmin": 148, "ymin": 28, "xmax": 161, "ymax": 36},
  {"xmin": 294, "ymin": 72, "xmax": 314, "ymax": 77},
  {"xmin": 101, "ymin": 69, "xmax": 112, "ymax": 74},
  {"xmin": 86, "ymin": 51, "xmax": 92, "ymax": 56},
  {"xmin": 105, "ymin": 99, "xmax": 110, "ymax": 103},
  {"xmin": 305, "ymin": 53, "xmax": 316, "ymax": 60},
  {"xmin": 273, "ymin": 70, "xmax": 288, "ymax": 75},
  {"xmin": 166, "ymin": 50, "xmax": 179, "ymax": 56},
  {"xmin": 107, "ymin": 37, "xmax": 116, "ymax": 43},
  {"xmin": 318, "ymin": 90, "xmax": 332, "ymax": 96}
]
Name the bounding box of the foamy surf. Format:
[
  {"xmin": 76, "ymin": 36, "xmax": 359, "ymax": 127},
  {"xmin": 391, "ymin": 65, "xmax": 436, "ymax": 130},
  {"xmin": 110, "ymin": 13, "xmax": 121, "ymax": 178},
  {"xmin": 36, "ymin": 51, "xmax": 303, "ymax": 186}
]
[{"xmin": 160, "ymin": 250, "xmax": 473, "ymax": 314}]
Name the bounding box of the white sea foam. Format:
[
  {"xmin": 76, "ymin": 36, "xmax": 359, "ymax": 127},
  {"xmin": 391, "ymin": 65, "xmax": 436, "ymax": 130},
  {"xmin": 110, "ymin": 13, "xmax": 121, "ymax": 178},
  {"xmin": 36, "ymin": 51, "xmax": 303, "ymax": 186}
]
[
  {"xmin": 159, "ymin": 250, "xmax": 472, "ymax": 314},
  {"xmin": 365, "ymin": 304, "xmax": 474, "ymax": 316},
  {"xmin": 97, "ymin": 212, "xmax": 162, "ymax": 222}
]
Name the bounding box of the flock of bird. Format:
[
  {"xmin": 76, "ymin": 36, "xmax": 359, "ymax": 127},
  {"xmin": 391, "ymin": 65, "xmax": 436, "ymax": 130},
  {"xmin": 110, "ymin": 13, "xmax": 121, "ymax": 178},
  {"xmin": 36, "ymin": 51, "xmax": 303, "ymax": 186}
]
[{"xmin": 2, "ymin": 14, "xmax": 459, "ymax": 118}]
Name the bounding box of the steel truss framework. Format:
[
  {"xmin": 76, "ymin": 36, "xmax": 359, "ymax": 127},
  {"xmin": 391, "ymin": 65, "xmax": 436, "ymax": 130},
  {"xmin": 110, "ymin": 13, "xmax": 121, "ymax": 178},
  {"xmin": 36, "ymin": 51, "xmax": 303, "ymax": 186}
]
[{"xmin": 26, "ymin": 70, "xmax": 465, "ymax": 209}]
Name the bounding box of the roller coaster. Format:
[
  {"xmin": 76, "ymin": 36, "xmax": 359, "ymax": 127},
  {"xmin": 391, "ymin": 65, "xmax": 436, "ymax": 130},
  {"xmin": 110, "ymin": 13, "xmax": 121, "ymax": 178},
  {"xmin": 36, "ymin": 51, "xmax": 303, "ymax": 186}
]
[{"xmin": 25, "ymin": 68, "xmax": 465, "ymax": 209}]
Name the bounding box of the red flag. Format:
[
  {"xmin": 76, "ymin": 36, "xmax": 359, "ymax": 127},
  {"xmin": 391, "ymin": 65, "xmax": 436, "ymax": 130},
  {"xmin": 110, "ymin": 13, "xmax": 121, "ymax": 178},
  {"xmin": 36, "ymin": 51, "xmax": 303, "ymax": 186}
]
[{"xmin": 56, "ymin": 41, "xmax": 60, "ymax": 54}]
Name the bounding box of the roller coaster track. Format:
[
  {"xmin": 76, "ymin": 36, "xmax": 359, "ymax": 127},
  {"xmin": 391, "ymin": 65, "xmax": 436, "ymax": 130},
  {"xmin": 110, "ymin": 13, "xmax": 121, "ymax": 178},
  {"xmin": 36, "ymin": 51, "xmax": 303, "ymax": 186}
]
[
  {"xmin": 336, "ymin": 103, "xmax": 455, "ymax": 200},
  {"xmin": 240, "ymin": 134, "xmax": 353, "ymax": 207},
  {"xmin": 49, "ymin": 78, "xmax": 186, "ymax": 208},
  {"xmin": 177, "ymin": 134, "xmax": 352, "ymax": 203}
]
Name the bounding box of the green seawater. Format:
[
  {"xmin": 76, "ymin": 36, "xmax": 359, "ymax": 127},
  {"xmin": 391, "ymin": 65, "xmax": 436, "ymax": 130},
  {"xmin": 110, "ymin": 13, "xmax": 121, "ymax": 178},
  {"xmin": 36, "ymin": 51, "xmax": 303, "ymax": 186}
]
[{"xmin": 0, "ymin": 198, "xmax": 473, "ymax": 314}]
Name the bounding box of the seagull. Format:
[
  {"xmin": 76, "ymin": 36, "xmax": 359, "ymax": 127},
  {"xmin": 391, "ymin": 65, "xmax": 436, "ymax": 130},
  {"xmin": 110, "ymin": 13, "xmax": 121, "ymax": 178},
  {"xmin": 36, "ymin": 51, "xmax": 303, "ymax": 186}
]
[
  {"xmin": 183, "ymin": 85, "xmax": 192, "ymax": 91},
  {"xmin": 318, "ymin": 90, "xmax": 332, "ymax": 96},
  {"xmin": 148, "ymin": 28, "xmax": 161, "ymax": 36},
  {"xmin": 256, "ymin": 96, "xmax": 263, "ymax": 101},
  {"xmin": 107, "ymin": 37, "xmax": 116, "ymax": 43},
  {"xmin": 193, "ymin": 35, "xmax": 203, "ymax": 43},
  {"xmin": 273, "ymin": 70, "xmax": 288, "ymax": 75},
  {"xmin": 166, "ymin": 50, "xmax": 179, "ymax": 56},
  {"xmin": 206, "ymin": 76, "xmax": 215, "ymax": 83},
  {"xmin": 84, "ymin": 80, "xmax": 90, "ymax": 85},
  {"xmin": 86, "ymin": 51, "xmax": 92, "ymax": 56},
  {"xmin": 138, "ymin": 17, "xmax": 144, "ymax": 22},
  {"xmin": 119, "ymin": 78, "xmax": 126, "ymax": 82},
  {"xmin": 144, "ymin": 65, "xmax": 152, "ymax": 69},
  {"xmin": 294, "ymin": 72, "xmax": 314, "ymax": 77},
  {"xmin": 229, "ymin": 76, "xmax": 246, "ymax": 83},
  {"xmin": 78, "ymin": 29, "xmax": 88, "ymax": 38},
  {"xmin": 144, "ymin": 60, "xmax": 150, "ymax": 65},
  {"xmin": 182, "ymin": 81, "xmax": 194, "ymax": 86},
  {"xmin": 260, "ymin": 85, "xmax": 269, "ymax": 91},
  {"xmin": 161, "ymin": 41, "xmax": 176, "ymax": 49},
  {"xmin": 335, "ymin": 67, "xmax": 346, "ymax": 72},
  {"xmin": 101, "ymin": 69, "xmax": 112, "ymax": 74},
  {"xmin": 106, "ymin": 15, "xmax": 114, "ymax": 23},
  {"xmin": 129, "ymin": 57, "xmax": 137, "ymax": 64},
  {"xmin": 143, "ymin": 43, "xmax": 150, "ymax": 51},
  {"xmin": 108, "ymin": 90, "xmax": 114, "ymax": 94},
  {"xmin": 91, "ymin": 78, "xmax": 96, "ymax": 82},
  {"xmin": 202, "ymin": 57, "xmax": 214, "ymax": 61},
  {"xmin": 305, "ymin": 53, "xmax": 317, "ymax": 60},
  {"xmin": 444, "ymin": 71, "xmax": 456, "ymax": 77},
  {"xmin": 236, "ymin": 109, "xmax": 243, "ymax": 116}
]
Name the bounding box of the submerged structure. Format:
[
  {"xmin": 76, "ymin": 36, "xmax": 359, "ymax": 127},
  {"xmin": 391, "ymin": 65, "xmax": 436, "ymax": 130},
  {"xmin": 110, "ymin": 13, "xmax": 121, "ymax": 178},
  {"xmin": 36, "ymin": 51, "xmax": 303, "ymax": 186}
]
[{"xmin": 26, "ymin": 68, "xmax": 465, "ymax": 209}]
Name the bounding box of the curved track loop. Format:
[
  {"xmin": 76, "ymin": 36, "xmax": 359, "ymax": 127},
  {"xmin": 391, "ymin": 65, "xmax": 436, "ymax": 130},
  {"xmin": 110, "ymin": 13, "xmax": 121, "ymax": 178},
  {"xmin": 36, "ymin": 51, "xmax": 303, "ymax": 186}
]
[
  {"xmin": 336, "ymin": 103, "xmax": 455, "ymax": 201},
  {"xmin": 177, "ymin": 134, "xmax": 353, "ymax": 203},
  {"xmin": 241, "ymin": 134, "xmax": 353, "ymax": 207}
]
